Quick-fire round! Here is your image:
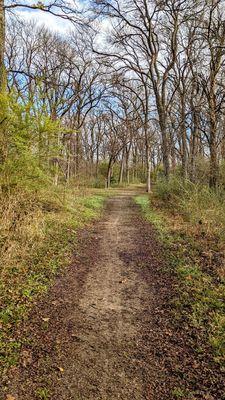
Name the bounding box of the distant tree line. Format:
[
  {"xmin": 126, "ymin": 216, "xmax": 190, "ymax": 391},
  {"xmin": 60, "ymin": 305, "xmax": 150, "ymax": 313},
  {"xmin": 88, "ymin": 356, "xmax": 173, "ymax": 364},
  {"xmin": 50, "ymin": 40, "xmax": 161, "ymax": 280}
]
[{"xmin": 1, "ymin": 0, "xmax": 225, "ymax": 191}]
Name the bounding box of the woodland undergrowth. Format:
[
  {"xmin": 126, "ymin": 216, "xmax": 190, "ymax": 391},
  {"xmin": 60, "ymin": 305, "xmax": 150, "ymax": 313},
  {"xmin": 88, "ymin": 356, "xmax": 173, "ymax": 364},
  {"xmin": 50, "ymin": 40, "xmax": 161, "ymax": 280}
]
[
  {"xmin": 135, "ymin": 183, "xmax": 225, "ymax": 369},
  {"xmin": 0, "ymin": 185, "xmax": 107, "ymax": 375}
]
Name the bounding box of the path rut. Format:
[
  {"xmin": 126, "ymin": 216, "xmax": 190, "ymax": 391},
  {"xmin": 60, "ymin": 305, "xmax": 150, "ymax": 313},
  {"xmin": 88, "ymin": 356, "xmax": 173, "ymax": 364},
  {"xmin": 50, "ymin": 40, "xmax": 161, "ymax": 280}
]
[{"xmin": 62, "ymin": 194, "xmax": 153, "ymax": 399}]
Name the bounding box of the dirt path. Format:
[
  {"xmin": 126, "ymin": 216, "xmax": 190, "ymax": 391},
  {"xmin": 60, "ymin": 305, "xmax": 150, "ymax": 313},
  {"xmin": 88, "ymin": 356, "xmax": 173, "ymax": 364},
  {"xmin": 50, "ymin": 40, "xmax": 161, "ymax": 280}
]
[{"xmin": 2, "ymin": 190, "xmax": 178, "ymax": 399}]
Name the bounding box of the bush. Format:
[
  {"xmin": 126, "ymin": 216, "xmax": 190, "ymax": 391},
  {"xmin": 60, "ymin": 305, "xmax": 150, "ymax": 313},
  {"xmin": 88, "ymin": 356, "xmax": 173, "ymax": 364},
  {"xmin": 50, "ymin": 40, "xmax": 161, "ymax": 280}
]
[
  {"xmin": 155, "ymin": 176, "xmax": 225, "ymax": 239},
  {"xmin": 0, "ymin": 91, "xmax": 64, "ymax": 192},
  {"xmin": 155, "ymin": 176, "xmax": 194, "ymax": 203}
]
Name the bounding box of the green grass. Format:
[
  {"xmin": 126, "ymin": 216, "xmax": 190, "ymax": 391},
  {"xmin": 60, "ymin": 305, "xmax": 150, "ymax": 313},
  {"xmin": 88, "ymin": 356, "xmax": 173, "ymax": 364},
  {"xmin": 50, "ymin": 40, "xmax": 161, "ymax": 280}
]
[
  {"xmin": 135, "ymin": 194, "xmax": 225, "ymax": 367},
  {"xmin": 36, "ymin": 387, "xmax": 51, "ymax": 400},
  {"xmin": 0, "ymin": 187, "xmax": 107, "ymax": 375},
  {"xmin": 171, "ymin": 387, "xmax": 188, "ymax": 398},
  {"xmin": 135, "ymin": 195, "xmax": 173, "ymax": 244}
]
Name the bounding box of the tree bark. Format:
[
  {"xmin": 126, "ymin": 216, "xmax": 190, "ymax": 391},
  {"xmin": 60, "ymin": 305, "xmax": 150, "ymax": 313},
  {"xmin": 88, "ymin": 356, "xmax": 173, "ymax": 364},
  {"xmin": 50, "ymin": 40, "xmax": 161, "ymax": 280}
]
[
  {"xmin": 125, "ymin": 145, "xmax": 131, "ymax": 185},
  {"xmin": 209, "ymin": 122, "xmax": 218, "ymax": 188},
  {"xmin": 0, "ymin": 0, "xmax": 5, "ymax": 90},
  {"xmin": 96, "ymin": 143, "xmax": 99, "ymax": 178},
  {"xmin": 158, "ymin": 111, "xmax": 170, "ymax": 178},
  {"xmin": 119, "ymin": 151, "xmax": 125, "ymax": 185},
  {"xmin": 146, "ymin": 143, "xmax": 151, "ymax": 193},
  {"xmin": 190, "ymin": 107, "xmax": 199, "ymax": 182},
  {"xmin": 209, "ymin": 86, "xmax": 218, "ymax": 188},
  {"xmin": 180, "ymin": 98, "xmax": 188, "ymax": 179},
  {"xmin": 107, "ymin": 158, "xmax": 113, "ymax": 188}
]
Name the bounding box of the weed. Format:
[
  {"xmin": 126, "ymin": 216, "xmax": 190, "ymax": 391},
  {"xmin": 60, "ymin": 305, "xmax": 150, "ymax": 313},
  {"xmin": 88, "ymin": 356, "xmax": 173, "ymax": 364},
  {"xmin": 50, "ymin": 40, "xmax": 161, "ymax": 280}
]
[
  {"xmin": 172, "ymin": 387, "xmax": 186, "ymax": 398},
  {"xmin": 36, "ymin": 387, "xmax": 50, "ymax": 400}
]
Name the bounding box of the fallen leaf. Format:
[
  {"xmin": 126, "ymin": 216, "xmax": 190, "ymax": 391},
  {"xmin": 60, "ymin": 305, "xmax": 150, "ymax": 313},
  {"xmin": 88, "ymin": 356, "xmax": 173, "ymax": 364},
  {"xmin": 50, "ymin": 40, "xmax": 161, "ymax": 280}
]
[
  {"xmin": 21, "ymin": 349, "xmax": 33, "ymax": 367},
  {"xmin": 42, "ymin": 317, "xmax": 50, "ymax": 322},
  {"xmin": 6, "ymin": 395, "xmax": 16, "ymax": 400},
  {"xmin": 57, "ymin": 366, "xmax": 64, "ymax": 372}
]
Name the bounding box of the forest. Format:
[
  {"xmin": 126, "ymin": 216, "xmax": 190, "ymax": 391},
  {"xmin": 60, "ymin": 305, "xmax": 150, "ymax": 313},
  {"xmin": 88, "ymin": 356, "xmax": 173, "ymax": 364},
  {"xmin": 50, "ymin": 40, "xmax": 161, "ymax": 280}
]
[{"xmin": 1, "ymin": 0, "xmax": 225, "ymax": 399}]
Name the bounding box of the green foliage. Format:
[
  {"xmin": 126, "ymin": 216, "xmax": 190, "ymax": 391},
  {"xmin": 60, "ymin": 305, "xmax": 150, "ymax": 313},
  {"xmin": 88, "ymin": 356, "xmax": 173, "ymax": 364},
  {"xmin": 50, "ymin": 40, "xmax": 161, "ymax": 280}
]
[
  {"xmin": 0, "ymin": 91, "xmax": 64, "ymax": 191},
  {"xmin": 98, "ymin": 161, "xmax": 109, "ymax": 178},
  {"xmin": 36, "ymin": 387, "xmax": 50, "ymax": 400},
  {"xmin": 154, "ymin": 175, "xmax": 197, "ymax": 204},
  {"xmin": 171, "ymin": 387, "xmax": 187, "ymax": 398}
]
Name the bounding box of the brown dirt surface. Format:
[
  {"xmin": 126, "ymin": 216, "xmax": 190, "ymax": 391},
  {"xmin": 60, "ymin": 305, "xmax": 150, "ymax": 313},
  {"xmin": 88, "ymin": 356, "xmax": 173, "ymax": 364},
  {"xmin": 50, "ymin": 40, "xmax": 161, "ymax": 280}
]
[{"xmin": 1, "ymin": 189, "xmax": 224, "ymax": 400}]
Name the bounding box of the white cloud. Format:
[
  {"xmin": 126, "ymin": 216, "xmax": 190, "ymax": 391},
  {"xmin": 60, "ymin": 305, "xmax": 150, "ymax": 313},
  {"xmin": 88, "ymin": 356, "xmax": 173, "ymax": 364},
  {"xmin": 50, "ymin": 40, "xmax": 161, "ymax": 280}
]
[
  {"xmin": 93, "ymin": 17, "xmax": 113, "ymax": 48},
  {"xmin": 15, "ymin": 8, "xmax": 74, "ymax": 34},
  {"xmin": 12, "ymin": 0, "xmax": 85, "ymax": 34},
  {"xmin": 12, "ymin": 1, "xmax": 111, "ymax": 44}
]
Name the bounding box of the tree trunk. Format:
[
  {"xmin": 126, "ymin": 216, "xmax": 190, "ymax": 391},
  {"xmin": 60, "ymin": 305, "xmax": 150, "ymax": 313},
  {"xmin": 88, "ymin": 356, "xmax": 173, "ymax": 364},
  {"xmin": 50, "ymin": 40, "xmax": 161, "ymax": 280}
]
[
  {"xmin": 0, "ymin": 0, "xmax": 5, "ymax": 90},
  {"xmin": 96, "ymin": 142, "xmax": 99, "ymax": 178},
  {"xmin": 75, "ymin": 130, "xmax": 79, "ymax": 177},
  {"xmin": 155, "ymin": 90, "xmax": 170, "ymax": 178},
  {"xmin": 66, "ymin": 151, "xmax": 71, "ymax": 185},
  {"xmin": 159, "ymin": 116, "xmax": 170, "ymax": 178},
  {"xmin": 209, "ymin": 88, "xmax": 218, "ymax": 188},
  {"xmin": 169, "ymin": 132, "xmax": 176, "ymax": 171},
  {"xmin": 119, "ymin": 151, "xmax": 125, "ymax": 185},
  {"xmin": 125, "ymin": 145, "xmax": 131, "ymax": 185},
  {"xmin": 221, "ymin": 120, "xmax": 225, "ymax": 160},
  {"xmin": 133, "ymin": 145, "xmax": 138, "ymax": 181},
  {"xmin": 107, "ymin": 168, "xmax": 111, "ymax": 188},
  {"xmin": 209, "ymin": 139, "xmax": 217, "ymax": 188},
  {"xmin": 146, "ymin": 144, "xmax": 151, "ymax": 193},
  {"xmin": 54, "ymin": 160, "xmax": 59, "ymax": 186},
  {"xmin": 107, "ymin": 158, "xmax": 113, "ymax": 188},
  {"xmin": 190, "ymin": 108, "xmax": 199, "ymax": 182},
  {"xmin": 180, "ymin": 99, "xmax": 188, "ymax": 179}
]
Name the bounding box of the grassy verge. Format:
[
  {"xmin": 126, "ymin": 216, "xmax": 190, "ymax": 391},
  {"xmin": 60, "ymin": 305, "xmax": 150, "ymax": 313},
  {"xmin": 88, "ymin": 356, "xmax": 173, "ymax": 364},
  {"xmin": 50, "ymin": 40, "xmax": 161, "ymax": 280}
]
[
  {"xmin": 0, "ymin": 186, "xmax": 108, "ymax": 375},
  {"xmin": 135, "ymin": 194, "xmax": 225, "ymax": 368}
]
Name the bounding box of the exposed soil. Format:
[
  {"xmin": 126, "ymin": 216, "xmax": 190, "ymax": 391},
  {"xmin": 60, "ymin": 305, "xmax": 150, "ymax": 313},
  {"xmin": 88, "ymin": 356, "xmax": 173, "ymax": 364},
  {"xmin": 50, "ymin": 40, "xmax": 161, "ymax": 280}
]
[{"xmin": 1, "ymin": 189, "xmax": 224, "ymax": 399}]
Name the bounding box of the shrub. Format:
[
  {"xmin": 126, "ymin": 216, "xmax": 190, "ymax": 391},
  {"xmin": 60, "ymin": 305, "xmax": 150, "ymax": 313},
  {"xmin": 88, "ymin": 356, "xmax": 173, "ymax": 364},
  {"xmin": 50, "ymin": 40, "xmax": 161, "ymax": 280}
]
[{"xmin": 155, "ymin": 176, "xmax": 225, "ymax": 240}]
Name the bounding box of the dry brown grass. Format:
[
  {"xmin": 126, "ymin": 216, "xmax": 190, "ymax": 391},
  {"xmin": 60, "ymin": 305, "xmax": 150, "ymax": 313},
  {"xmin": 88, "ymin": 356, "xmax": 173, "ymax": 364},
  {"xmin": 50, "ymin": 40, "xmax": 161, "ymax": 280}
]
[{"xmin": 0, "ymin": 186, "xmax": 107, "ymax": 374}]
